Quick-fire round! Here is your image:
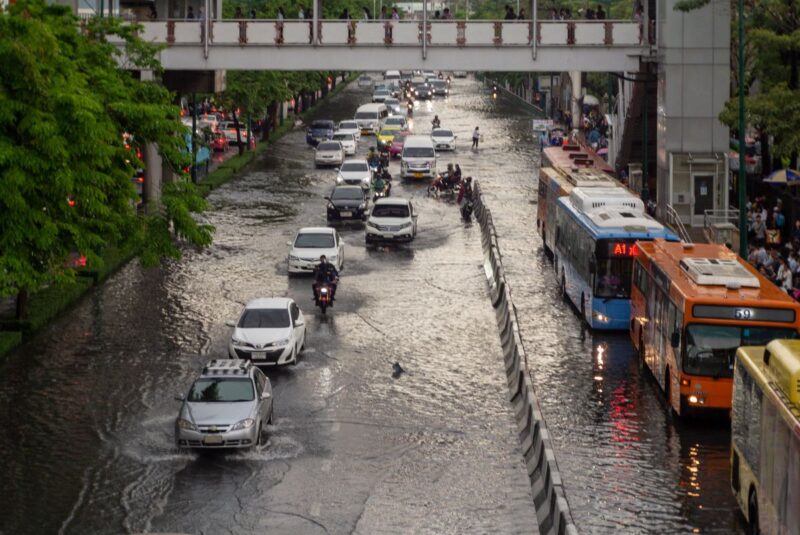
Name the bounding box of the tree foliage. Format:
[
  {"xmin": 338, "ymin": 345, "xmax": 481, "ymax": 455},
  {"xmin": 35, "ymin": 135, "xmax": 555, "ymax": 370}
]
[{"xmin": 0, "ymin": 0, "xmax": 213, "ymax": 301}]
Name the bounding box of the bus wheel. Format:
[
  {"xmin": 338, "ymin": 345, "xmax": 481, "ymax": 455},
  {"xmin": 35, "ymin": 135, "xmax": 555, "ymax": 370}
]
[{"xmin": 747, "ymin": 488, "xmax": 759, "ymax": 535}]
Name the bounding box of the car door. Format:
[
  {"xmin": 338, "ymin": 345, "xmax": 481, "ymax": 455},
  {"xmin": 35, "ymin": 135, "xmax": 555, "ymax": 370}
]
[
  {"xmin": 254, "ymin": 368, "xmax": 272, "ymax": 423},
  {"xmin": 336, "ymin": 231, "xmax": 345, "ymax": 268},
  {"xmin": 290, "ymin": 302, "xmax": 305, "ymax": 351},
  {"xmin": 409, "ymin": 202, "xmax": 418, "ymax": 235}
]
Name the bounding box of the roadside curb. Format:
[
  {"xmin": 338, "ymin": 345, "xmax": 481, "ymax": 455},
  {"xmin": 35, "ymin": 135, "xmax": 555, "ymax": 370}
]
[{"xmin": 474, "ymin": 181, "xmax": 579, "ymax": 535}]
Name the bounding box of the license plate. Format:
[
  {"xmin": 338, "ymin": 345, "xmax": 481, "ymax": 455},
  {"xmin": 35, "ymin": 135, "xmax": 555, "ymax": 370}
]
[
  {"xmin": 204, "ymin": 435, "xmax": 224, "ymax": 445},
  {"xmin": 340, "ymin": 211, "xmax": 352, "ymax": 217},
  {"xmin": 252, "ymin": 351, "xmax": 266, "ymax": 359},
  {"xmin": 414, "ymin": 172, "xmax": 423, "ymax": 178}
]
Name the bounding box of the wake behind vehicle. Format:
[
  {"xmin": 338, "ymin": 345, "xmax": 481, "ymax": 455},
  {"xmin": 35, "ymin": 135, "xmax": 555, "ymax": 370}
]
[
  {"xmin": 226, "ymin": 298, "xmax": 306, "ymax": 366},
  {"xmin": 314, "ymin": 140, "xmax": 345, "ymax": 168},
  {"xmin": 326, "ymin": 185, "xmax": 369, "ymax": 222},
  {"xmin": 288, "ymin": 227, "xmax": 344, "ymax": 274},
  {"xmin": 365, "ymin": 198, "xmax": 418, "ymax": 244},
  {"xmin": 306, "ymin": 119, "xmax": 335, "ymax": 146},
  {"xmin": 174, "ymin": 359, "xmax": 273, "ymax": 449}
]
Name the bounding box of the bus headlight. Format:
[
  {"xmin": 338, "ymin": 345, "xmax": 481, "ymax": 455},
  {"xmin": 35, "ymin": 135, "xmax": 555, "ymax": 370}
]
[{"xmin": 592, "ymin": 311, "xmax": 609, "ymax": 323}]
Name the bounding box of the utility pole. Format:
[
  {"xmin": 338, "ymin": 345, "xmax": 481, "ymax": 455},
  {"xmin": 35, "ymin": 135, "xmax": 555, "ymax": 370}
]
[
  {"xmin": 737, "ymin": 0, "xmax": 747, "ymax": 257},
  {"xmin": 642, "ymin": 77, "xmax": 649, "ymax": 202}
]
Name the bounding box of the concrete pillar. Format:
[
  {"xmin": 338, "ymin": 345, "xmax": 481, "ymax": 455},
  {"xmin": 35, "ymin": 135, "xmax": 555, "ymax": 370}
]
[
  {"xmin": 143, "ymin": 142, "xmax": 162, "ymax": 211},
  {"xmin": 570, "ymin": 70, "xmax": 582, "ymax": 128},
  {"xmin": 656, "ymin": 0, "xmax": 730, "ymax": 226}
]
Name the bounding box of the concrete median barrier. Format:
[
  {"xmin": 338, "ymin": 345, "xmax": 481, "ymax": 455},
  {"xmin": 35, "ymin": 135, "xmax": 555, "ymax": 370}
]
[{"xmin": 474, "ymin": 181, "xmax": 579, "ymax": 535}]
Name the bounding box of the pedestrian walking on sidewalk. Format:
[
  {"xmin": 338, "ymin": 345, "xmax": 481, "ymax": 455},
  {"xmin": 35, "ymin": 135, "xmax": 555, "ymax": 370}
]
[{"xmin": 472, "ymin": 126, "xmax": 480, "ymax": 150}]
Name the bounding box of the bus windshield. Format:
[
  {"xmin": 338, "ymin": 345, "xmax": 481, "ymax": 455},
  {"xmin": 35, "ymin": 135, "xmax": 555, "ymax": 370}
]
[
  {"xmin": 594, "ymin": 258, "xmax": 633, "ymax": 299},
  {"xmin": 685, "ymin": 325, "xmax": 798, "ymax": 378}
]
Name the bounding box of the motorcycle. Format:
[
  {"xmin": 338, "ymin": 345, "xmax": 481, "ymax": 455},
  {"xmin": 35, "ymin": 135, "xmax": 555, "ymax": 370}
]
[
  {"xmin": 315, "ymin": 283, "xmax": 334, "ymax": 314},
  {"xmin": 492, "ymin": 84, "xmax": 498, "ymax": 99},
  {"xmin": 428, "ymin": 172, "xmax": 460, "ymax": 198},
  {"xmin": 378, "ymin": 150, "xmax": 390, "ymax": 170},
  {"xmin": 407, "ymin": 101, "xmax": 414, "ymax": 116}
]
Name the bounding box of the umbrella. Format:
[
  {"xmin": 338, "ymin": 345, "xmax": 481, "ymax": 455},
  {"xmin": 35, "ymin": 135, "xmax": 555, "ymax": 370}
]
[
  {"xmin": 763, "ymin": 169, "xmax": 800, "ymax": 185},
  {"xmin": 583, "ymin": 94, "xmax": 600, "ymax": 106}
]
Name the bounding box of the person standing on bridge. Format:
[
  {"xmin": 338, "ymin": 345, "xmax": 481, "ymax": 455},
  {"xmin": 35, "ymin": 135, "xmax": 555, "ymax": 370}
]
[
  {"xmin": 379, "ymin": 5, "xmax": 388, "ymax": 19},
  {"xmin": 472, "ymin": 127, "xmax": 481, "ymax": 150},
  {"xmin": 596, "ymin": 5, "xmax": 606, "ymax": 20},
  {"xmin": 391, "ymin": 7, "xmax": 400, "ymax": 20},
  {"xmin": 517, "ymin": 8, "xmax": 526, "ymax": 19},
  {"xmin": 504, "ymin": 5, "xmax": 516, "ymax": 20}
]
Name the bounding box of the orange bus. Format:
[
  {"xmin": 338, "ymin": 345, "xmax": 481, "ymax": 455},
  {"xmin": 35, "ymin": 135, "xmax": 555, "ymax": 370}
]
[
  {"xmin": 630, "ymin": 239, "xmax": 800, "ymax": 416},
  {"xmin": 536, "ymin": 144, "xmax": 616, "ymax": 254}
]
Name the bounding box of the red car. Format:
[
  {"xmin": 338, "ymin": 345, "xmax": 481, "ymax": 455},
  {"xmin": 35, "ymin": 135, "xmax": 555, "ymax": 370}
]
[
  {"xmin": 211, "ymin": 132, "xmax": 228, "ymax": 152},
  {"xmin": 389, "ymin": 131, "xmax": 412, "ymax": 158}
]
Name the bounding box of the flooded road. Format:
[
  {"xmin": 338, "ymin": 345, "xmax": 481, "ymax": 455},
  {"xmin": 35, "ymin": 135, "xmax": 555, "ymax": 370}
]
[
  {"xmin": 0, "ymin": 80, "xmax": 537, "ymax": 535},
  {"xmin": 447, "ymin": 80, "xmax": 742, "ymax": 533}
]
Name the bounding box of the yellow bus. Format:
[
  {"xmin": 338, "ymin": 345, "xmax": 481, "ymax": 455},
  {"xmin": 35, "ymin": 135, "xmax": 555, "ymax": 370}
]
[{"xmin": 731, "ymin": 340, "xmax": 800, "ymax": 535}]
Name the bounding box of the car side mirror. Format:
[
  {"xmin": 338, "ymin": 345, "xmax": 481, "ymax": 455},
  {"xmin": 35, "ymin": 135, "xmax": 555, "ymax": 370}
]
[
  {"xmin": 261, "ymin": 391, "xmax": 272, "ymax": 400},
  {"xmin": 295, "ymin": 319, "xmax": 304, "ymax": 327},
  {"xmin": 174, "ymin": 393, "xmax": 185, "ymax": 401},
  {"xmin": 670, "ymin": 331, "xmax": 680, "ymax": 348},
  {"xmin": 286, "ymin": 241, "xmax": 293, "ymax": 246},
  {"xmin": 225, "ymin": 320, "xmax": 236, "ymax": 328}
]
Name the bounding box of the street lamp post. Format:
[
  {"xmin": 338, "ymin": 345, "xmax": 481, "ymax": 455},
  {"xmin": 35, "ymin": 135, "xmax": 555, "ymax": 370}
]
[{"xmin": 737, "ymin": 0, "xmax": 747, "ymax": 257}]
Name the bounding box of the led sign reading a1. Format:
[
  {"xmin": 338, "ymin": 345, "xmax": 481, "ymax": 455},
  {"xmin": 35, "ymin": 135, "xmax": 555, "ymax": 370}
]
[{"xmin": 611, "ymin": 243, "xmax": 639, "ymax": 257}]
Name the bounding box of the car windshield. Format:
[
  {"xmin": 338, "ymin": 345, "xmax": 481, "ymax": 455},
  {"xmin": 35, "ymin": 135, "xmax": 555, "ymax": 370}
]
[
  {"xmin": 340, "ymin": 162, "xmax": 368, "ymax": 173},
  {"xmin": 317, "ymin": 142, "xmax": 340, "ymax": 151},
  {"xmin": 372, "ymin": 204, "xmax": 410, "ymax": 218},
  {"xmin": 385, "ymin": 118, "xmax": 404, "ymax": 126},
  {"xmin": 355, "ymin": 112, "xmax": 377, "ymax": 119},
  {"xmin": 332, "ymin": 188, "xmax": 363, "ymax": 200},
  {"xmin": 339, "ymin": 121, "xmax": 358, "ymax": 129},
  {"xmin": 375, "ymin": 90, "xmax": 390, "ymax": 96},
  {"xmin": 295, "ymin": 233, "xmax": 335, "ymax": 248},
  {"xmin": 684, "ymin": 325, "xmax": 798, "ymax": 378},
  {"xmin": 594, "ymin": 258, "xmax": 633, "ymax": 299},
  {"xmin": 312, "ymin": 121, "xmax": 332, "ymax": 129},
  {"xmin": 238, "ymin": 308, "xmax": 290, "ymax": 328},
  {"xmin": 188, "ymin": 378, "xmax": 254, "ymax": 402},
  {"xmin": 414, "ymin": 84, "xmax": 429, "ymax": 90},
  {"xmin": 432, "ymin": 80, "xmax": 446, "ymax": 87},
  {"xmin": 385, "ymin": 99, "xmax": 399, "ymax": 106},
  {"xmin": 333, "ymin": 134, "xmax": 352, "ymax": 141},
  {"xmin": 380, "ymin": 129, "xmax": 398, "ymax": 136},
  {"xmin": 432, "ymin": 129, "xmax": 453, "ymax": 137},
  {"xmin": 393, "ymin": 133, "xmax": 408, "ymax": 142},
  {"xmin": 404, "ymin": 147, "xmax": 435, "ymax": 158}
]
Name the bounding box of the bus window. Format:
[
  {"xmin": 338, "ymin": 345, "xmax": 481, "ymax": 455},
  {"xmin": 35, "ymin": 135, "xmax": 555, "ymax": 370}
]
[
  {"xmin": 594, "ymin": 258, "xmax": 632, "ymax": 298},
  {"xmin": 685, "ymin": 325, "xmax": 798, "ymax": 377}
]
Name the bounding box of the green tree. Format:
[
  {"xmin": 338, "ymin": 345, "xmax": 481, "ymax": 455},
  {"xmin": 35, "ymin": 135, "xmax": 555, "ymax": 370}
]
[{"xmin": 0, "ymin": 0, "xmax": 213, "ymax": 317}]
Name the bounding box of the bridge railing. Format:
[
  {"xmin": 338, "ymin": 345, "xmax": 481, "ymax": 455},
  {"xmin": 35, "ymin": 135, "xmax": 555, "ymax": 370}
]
[{"xmin": 132, "ymin": 19, "xmax": 644, "ymax": 48}]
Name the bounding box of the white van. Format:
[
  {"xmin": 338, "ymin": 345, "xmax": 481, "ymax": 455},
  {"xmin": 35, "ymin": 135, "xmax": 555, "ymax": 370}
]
[
  {"xmin": 384, "ymin": 70, "xmax": 401, "ymax": 83},
  {"xmin": 401, "ymin": 135, "xmax": 437, "ymax": 179},
  {"xmin": 354, "ymin": 103, "xmax": 389, "ymax": 135}
]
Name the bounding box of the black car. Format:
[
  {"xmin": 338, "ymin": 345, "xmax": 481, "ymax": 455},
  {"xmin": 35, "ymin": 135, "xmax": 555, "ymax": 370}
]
[
  {"xmin": 413, "ymin": 82, "xmax": 432, "ymax": 100},
  {"xmin": 326, "ymin": 185, "xmax": 369, "ymax": 222}
]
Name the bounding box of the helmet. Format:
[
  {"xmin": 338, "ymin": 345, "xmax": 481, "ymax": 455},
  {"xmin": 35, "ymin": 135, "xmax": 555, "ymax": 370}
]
[{"xmin": 369, "ymin": 146, "xmax": 376, "ymax": 151}]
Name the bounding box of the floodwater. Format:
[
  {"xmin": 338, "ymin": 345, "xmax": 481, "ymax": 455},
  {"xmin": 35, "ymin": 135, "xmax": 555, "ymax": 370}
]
[{"xmin": 0, "ymin": 80, "xmax": 538, "ymax": 535}]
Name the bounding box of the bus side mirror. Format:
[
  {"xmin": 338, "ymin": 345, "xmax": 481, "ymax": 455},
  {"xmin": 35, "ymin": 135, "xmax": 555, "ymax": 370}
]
[{"xmin": 670, "ymin": 331, "xmax": 680, "ymax": 348}]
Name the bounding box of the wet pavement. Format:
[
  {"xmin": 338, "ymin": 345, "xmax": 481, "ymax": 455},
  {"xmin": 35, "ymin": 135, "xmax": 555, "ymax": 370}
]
[
  {"xmin": 0, "ymin": 80, "xmax": 538, "ymax": 535},
  {"xmin": 450, "ymin": 81, "xmax": 743, "ymax": 533}
]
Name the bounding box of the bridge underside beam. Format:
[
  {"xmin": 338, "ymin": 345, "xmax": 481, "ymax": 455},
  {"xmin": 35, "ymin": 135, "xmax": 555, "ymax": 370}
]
[{"xmin": 155, "ymin": 46, "xmax": 644, "ymax": 73}]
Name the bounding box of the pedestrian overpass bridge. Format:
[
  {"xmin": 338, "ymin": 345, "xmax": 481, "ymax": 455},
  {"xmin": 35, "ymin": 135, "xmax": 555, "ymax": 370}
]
[{"xmin": 125, "ymin": 19, "xmax": 650, "ymax": 72}]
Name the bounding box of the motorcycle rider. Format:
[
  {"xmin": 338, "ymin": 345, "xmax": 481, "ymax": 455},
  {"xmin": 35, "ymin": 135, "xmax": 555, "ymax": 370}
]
[
  {"xmin": 367, "ymin": 146, "xmax": 379, "ymax": 168},
  {"xmin": 406, "ymin": 97, "xmax": 414, "ymax": 116},
  {"xmin": 373, "ymin": 171, "xmax": 387, "ymax": 199},
  {"xmin": 458, "ymin": 176, "xmax": 474, "ymax": 217},
  {"xmin": 432, "ymin": 115, "xmax": 441, "ymax": 129},
  {"xmin": 312, "ymin": 255, "xmax": 339, "ymax": 302}
]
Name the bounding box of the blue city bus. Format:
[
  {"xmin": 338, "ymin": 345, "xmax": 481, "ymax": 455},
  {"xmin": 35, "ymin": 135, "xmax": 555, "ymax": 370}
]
[{"xmin": 553, "ymin": 186, "xmax": 679, "ymax": 330}]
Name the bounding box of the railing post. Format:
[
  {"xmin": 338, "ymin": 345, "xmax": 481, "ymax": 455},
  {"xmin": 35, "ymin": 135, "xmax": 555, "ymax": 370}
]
[
  {"xmin": 166, "ymin": 20, "xmax": 175, "ymax": 44},
  {"xmin": 275, "ymin": 21, "xmax": 284, "ymax": 45},
  {"xmin": 567, "ymin": 21, "xmax": 575, "ymax": 45},
  {"xmin": 383, "ymin": 20, "xmax": 393, "ymax": 46},
  {"xmin": 238, "ymin": 20, "xmax": 247, "ymax": 46},
  {"xmin": 604, "ymin": 21, "xmax": 613, "ymax": 45},
  {"xmin": 493, "ymin": 21, "xmax": 503, "ymax": 46},
  {"xmin": 456, "ymin": 21, "xmax": 466, "ymax": 47}
]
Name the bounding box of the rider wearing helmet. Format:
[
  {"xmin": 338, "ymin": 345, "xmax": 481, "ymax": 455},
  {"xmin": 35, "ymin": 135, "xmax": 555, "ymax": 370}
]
[
  {"xmin": 432, "ymin": 115, "xmax": 441, "ymax": 129},
  {"xmin": 367, "ymin": 146, "xmax": 379, "ymax": 167},
  {"xmin": 312, "ymin": 255, "xmax": 339, "ymax": 302}
]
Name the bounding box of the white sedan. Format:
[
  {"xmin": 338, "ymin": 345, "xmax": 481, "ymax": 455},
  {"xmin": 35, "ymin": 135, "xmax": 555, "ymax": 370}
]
[
  {"xmin": 336, "ymin": 159, "xmax": 372, "ymax": 190},
  {"xmin": 332, "ymin": 131, "xmax": 357, "ymax": 156},
  {"xmin": 314, "ymin": 141, "xmax": 345, "ymax": 168},
  {"xmin": 287, "ymin": 227, "xmax": 344, "ymax": 274},
  {"xmin": 431, "ymin": 128, "xmax": 456, "ymax": 151},
  {"xmin": 337, "ymin": 120, "xmax": 361, "ymax": 143},
  {"xmin": 226, "ymin": 298, "xmax": 306, "ymax": 366}
]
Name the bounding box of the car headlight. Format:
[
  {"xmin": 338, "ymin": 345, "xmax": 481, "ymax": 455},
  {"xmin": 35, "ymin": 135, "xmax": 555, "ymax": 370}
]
[
  {"xmin": 366, "ymin": 220, "xmax": 378, "ymax": 228},
  {"xmin": 362, "ymin": 176, "xmax": 370, "ymax": 183},
  {"xmin": 399, "ymin": 222, "xmax": 412, "ymax": 229},
  {"xmin": 327, "ymin": 202, "xmax": 335, "ymax": 210},
  {"xmin": 359, "ymin": 203, "xmax": 366, "ymax": 210},
  {"xmin": 177, "ymin": 418, "xmax": 196, "ymax": 430},
  {"xmin": 230, "ymin": 418, "xmax": 255, "ymax": 431},
  {"xmin": 289, "ymin": 254, "xmax": 299, "ymax": 261},
  {"xmin": 336, "ymin": 176, "xmax": 343, "ymax": 184},
  {"xmin": 271, "ymin": 337, "xmax": 290, "ymax": 347}
]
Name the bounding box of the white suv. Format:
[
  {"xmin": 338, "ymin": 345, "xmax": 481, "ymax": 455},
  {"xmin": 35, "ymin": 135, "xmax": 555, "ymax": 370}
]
[{"xmin": 366, "ymin": 198, "xmax": 418, "ymax": 243}]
